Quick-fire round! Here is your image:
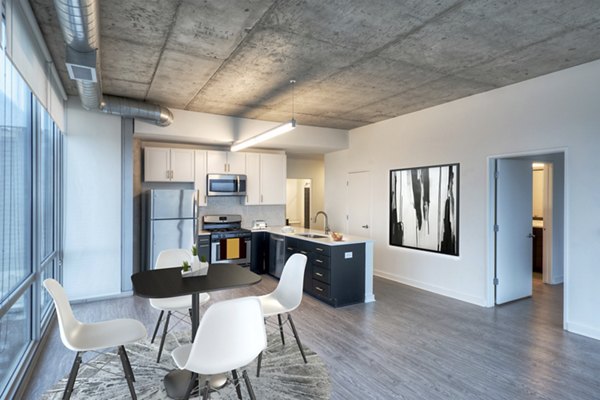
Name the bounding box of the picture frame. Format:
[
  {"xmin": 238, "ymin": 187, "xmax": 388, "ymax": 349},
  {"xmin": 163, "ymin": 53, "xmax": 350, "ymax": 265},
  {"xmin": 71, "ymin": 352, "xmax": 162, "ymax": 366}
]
[{"xmin": 389, "ymin": 163, "xmax": 459, "ymax": 256}]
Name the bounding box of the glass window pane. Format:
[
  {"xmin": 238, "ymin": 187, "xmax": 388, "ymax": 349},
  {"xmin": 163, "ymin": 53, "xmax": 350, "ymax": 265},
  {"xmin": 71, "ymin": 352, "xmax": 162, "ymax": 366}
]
[
  {"xmin": 40, "ymin": 260, "xmax": 54, "ymax": 318},
  {"xmin": 0, "ymin": 43, "xmax": 32, "ymax": 301},
  {"xmin": 0, "ymin": 288, "xmax": 32, "ymax": 391},
  {"xmin": 39, "ymin": 108, "xmax": 54, "ymax": 259}
]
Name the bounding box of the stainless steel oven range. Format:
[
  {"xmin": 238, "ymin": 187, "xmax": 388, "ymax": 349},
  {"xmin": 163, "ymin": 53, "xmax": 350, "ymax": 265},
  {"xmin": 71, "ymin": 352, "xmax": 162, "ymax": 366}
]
[{"xmin": 202, "ymin": 214, "xmax": 251, "ymax": 266}]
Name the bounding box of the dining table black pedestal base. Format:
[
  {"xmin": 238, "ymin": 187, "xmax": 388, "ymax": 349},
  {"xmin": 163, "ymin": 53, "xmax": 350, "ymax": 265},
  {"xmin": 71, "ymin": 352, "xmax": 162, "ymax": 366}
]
[{"xmin": 164, "ymin": 370, "xmax": 228, "ymax": 400}]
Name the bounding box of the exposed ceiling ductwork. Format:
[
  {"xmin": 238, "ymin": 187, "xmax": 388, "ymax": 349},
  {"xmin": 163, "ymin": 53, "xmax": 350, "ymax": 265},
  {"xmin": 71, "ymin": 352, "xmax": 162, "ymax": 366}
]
[{"xmin": 53, "ymin": 0, "xmax": 173, "ymax": 126}]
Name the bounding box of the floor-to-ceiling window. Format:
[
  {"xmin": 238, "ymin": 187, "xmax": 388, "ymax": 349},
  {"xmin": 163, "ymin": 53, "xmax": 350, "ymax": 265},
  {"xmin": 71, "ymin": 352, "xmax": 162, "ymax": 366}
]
[{"xmin": 0, "ymin": 8, "xmax": 63, "ymax": 396}]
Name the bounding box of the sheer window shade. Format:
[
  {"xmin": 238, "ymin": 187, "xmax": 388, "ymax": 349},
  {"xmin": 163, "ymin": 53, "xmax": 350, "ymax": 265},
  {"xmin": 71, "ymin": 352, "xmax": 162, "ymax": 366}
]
[{"xmin": 5, "ymin": 0, "xmax": 65, "ymax": 129}]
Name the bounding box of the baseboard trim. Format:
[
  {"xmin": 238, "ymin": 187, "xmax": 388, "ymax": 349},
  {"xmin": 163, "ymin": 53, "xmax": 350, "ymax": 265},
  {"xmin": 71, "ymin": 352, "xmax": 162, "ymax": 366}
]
[
  {"xmin": 70, "ymin": 291, "xmax": 133, "ymax": 304},
  {"xmin": 565, "ymin": 321, "xmax": 600, "ymax": 341},
  {"xmin": 374, "ymin": 270, "xmax": 486, "ymax": 306}
]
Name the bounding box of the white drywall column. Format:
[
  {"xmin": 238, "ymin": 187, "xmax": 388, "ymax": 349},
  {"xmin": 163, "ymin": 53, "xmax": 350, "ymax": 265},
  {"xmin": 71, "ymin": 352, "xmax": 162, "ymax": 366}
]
[{"xmin": 63, "ymin": 98, "xmax": 122, "ymax": 300}]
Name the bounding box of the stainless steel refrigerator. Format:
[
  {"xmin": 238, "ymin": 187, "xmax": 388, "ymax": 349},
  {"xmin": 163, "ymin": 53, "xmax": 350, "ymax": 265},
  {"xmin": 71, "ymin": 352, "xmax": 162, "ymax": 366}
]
[{"xmin": 146, "ymin": 189, "xmax": 196, "ymax": 269}]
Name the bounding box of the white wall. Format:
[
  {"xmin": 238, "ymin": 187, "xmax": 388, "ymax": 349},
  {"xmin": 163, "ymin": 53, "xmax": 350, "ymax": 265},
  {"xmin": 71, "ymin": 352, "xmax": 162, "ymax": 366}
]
[
  {"xmin": 134, "ymin": 108, "xmax": 348, "ymax": 154},
  {"xmin": 63, "ymin": 98, "xmax": 122, "ymax": 300},
  {"xmin": 532, "ymin": 168, "xmax": 544, "ymax": 219},
  {"xmin": 325, "ymin": 59, "xmax": 600, "ymax": 339}
]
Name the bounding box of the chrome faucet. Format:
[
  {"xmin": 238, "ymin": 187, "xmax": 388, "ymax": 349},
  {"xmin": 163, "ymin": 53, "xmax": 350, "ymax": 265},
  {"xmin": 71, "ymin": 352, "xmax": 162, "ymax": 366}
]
[{"xmin": 313, "ymin": 211, "xmax": 331, "ymax": 234}]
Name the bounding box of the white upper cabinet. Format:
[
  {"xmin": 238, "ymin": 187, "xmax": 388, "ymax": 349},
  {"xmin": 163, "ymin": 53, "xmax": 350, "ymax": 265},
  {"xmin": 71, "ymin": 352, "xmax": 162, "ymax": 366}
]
[
  {"xmin": 244, "ymin": 152, "xmax": 286, "ymax": 205},
  {"xmin": 228, "ymin": 152, "xmax": 246, "ymax": 174},
  {"xmin": 170, "ymin": 148, "xmax": 195, "ymax": 181},
  {"xmin": 245, "ymin": 153, "xmax": 261, "ymax": 205},
  {"xmin": 144, "ymin": 147, "xmax": 170, "ymax": 182},
  {"xmin": 260, "ymin": 153, "xmax": 286, "ymax": 204},
  {"xmin": 194, "ymin": 150, "xmax": 208, "ymax": 206},
  {"xmin": 144, "ymin": 147, "xmax": 195, "ymax": 182},
  {"xmin": 144, "ymin": 147, "xmax": 285, "ymax": 205},
  {"xmin": 206, "ymin": 150, "xmax": 246, "ymax": 174}
]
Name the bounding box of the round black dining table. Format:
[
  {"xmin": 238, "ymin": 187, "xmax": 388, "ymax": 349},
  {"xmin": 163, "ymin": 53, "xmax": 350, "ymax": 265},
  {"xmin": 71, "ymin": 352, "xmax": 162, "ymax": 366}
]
[
  {"xmin": 131, "ymin": 263, "xmax": 262, "ymax": 339},
  {"xmin": 131, "ymin": 263, "xmax": 262, "ymax": 399}
]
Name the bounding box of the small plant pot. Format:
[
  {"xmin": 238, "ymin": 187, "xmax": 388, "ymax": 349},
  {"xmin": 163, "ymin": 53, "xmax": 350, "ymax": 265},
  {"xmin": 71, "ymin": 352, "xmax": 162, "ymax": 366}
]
[
  {"xmin": 181, "ymin": 268, "xmax": 200, "ymax": 278},
  {"xmin": 198, "ymin": 261, "xmax": 209, "ymax": 276}
]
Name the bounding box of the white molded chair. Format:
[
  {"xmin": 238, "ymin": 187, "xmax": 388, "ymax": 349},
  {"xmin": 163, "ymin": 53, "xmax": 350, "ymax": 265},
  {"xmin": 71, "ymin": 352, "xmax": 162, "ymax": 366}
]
[
  {"xmin": 256, "ymin": 253, "xmax": 308, "ymax": 377},
  {"xmin": 43, "ymin": 279, "xmax": 147, "ymax": 400},
  {"xmin": 150, "ymin": 248, "xmax": 210, "ymax": 362},
  {"xmin": 171, "ymin": 296, "xmax": 267, "ymax": 400}
]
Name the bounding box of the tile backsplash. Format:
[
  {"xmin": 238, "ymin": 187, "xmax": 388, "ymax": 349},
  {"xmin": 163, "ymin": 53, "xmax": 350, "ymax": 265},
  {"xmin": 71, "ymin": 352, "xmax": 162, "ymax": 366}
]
[{"xmin": 199, "ymin": 196, "xmax": 285, "ymax": 229}]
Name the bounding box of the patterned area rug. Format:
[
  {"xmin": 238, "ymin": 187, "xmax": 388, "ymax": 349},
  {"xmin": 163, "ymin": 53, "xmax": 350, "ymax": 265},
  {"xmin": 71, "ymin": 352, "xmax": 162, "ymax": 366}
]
[{"xmin": 42, "ymin": 331, "xmax": 330, "ymax": 399}]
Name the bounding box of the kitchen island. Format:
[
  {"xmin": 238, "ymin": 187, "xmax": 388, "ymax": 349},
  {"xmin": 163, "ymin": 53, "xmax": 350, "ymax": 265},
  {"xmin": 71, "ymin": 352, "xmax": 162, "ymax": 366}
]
[{"xmin": 254, "ymin": 226, "xmax": 375, "ymax": 306}]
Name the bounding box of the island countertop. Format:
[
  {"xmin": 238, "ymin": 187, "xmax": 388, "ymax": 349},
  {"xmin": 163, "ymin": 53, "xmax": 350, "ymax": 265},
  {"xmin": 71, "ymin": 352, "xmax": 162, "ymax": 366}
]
[{"xmin": 251, "ymin": 225, "xmax": 373, "ymax": 246}]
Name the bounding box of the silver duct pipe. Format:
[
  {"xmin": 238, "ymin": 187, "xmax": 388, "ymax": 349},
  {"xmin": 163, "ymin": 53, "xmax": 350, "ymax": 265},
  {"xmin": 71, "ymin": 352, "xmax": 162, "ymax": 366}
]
[
  {"xmin": 53, "ymin": 0, "xmax": 173, "ymax": 126},
  {"xmin": 102, "ymin": 95, "xmax": 174, "ymax": 127}
]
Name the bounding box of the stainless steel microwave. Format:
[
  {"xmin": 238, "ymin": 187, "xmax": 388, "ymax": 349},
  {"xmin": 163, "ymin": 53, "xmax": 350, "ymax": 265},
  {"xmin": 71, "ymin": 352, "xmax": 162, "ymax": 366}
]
[{"xmin": 207, "ymin": 174, "xmax": 247, "ymax": 196}]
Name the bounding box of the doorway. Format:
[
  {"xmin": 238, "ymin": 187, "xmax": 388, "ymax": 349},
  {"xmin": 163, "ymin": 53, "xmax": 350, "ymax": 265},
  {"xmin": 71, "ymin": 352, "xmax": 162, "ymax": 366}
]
[
  {"xmin": 286, "ymin": 179, "xmax": 311, "ymax": 228},
  {"xmin": 489, "ymin": 151, "xmax": 565, "ymax": 313}
]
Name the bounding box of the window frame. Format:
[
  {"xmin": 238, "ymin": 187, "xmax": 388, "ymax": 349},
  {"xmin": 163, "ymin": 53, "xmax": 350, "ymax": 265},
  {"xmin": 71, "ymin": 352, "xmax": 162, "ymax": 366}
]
[{"xmin": 0, "ymin": 42, "xmax": 63, "ymax": 398}]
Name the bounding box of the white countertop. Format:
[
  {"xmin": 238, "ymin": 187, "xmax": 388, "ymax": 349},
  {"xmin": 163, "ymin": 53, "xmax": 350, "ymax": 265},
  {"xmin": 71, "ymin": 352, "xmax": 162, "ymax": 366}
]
[{"xmin": 251, "ymin": 226, "xmax": 373, "ymax": 246}]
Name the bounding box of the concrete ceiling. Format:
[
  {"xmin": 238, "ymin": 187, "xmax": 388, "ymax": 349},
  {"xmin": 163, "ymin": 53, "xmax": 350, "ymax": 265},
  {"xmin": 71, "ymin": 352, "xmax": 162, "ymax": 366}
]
[{"xmin": 31, "ymin": 0, "xmax": 600, "ymax": 130}]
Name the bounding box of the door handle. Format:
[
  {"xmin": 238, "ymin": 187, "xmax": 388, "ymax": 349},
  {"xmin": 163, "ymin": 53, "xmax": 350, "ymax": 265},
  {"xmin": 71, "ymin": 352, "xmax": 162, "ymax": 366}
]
[
  {"xmin": 362, "ymin": 225, "xmax": 369, "ymax": 229},
  {"xmin": 528, "ymin": 233, "xmax": 535, "ymax": 238}
]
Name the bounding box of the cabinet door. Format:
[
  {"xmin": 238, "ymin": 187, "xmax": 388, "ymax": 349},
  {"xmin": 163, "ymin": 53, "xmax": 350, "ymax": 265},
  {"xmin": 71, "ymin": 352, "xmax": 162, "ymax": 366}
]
[
  {"xmin": 170, "ymin": 149, "xmax": 195, "ymax": 182},
  {"xmin": 194, "ymin": 150, "xmax": 208, "ymax": 206},
  {"xmin": 245, "ymin": 153, "xmax": 260, "ymax": 205},
  {"xmin": 227, "ymin": 152, "xmax": 246, "ymax": 174},
  {"xmin": 144, "ymin": 147, "xmax": 170, "ymax": 182},
  {"xmin": 206, "ymin": 150, "xmax": 227, "ymax": 173},
  {"xmin": 260, "ymin": 153, "xmax": 287, "ymax": 204}
]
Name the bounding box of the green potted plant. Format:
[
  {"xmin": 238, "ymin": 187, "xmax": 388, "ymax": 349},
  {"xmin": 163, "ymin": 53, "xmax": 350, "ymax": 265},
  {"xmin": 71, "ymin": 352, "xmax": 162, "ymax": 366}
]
[{"xmin": 181, "ymin": 260, "xmax": 191, "ymax": 272}]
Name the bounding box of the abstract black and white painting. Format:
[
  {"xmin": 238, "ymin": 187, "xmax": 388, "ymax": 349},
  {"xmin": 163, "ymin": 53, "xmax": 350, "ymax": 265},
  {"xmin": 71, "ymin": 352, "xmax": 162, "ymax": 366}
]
[{"xmin": 389, "ymin": 164, "xmax": 459, "ymax": 256}]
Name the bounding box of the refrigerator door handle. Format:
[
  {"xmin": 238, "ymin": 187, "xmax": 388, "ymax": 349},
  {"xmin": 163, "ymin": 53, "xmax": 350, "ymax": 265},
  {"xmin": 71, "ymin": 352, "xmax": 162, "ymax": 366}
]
[{"xmin": 193, "ymin": 190, "xmax": 198, "ymax": 236}]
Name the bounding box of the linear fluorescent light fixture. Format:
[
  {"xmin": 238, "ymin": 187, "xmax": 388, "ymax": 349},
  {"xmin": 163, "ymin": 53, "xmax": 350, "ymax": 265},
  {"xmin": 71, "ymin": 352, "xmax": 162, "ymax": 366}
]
[{"xmin": 230, "ymin": 118, "xmax": 296, "ymax": 152}]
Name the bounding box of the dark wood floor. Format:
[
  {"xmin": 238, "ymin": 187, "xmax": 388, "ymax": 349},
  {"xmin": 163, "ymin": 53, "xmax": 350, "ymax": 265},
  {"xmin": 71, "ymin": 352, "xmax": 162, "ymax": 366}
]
[{"xmin": 22, "ymin": 275, "xmax": 600, "ymax": 399}]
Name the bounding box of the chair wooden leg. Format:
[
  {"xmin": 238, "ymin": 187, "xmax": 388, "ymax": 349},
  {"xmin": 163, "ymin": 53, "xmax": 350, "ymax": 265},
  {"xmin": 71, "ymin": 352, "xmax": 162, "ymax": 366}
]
[
  {"xmin": 243, "ymin": 369, "xmax": 256, "ymax": 400},
  {"xmin": 231, "ymin": 369, "xmax": 243, "ymax": 400},
  {"xmin": 201, "ymin": 379, "xmax": 210, "ymax": 400},
  {"xmin": 63, "ymin": 351, "xmax": 83, "ymax": 400},
  {"xmin": 157, "ymin": 311, "xmax": 171, "ymax": 363},
  {"xmin": 256, "ymin": 351, "xmax": 263, "ymax": 377},
  {"xmin": 277, "ymin": 314, "xmax": 285, "ymax": 345},
  {"xmin": 151, "ymin": 310, "xmax": 164, "ymax": 344},
  {"xmin": 288, "ymin": 314, "xmax": 307, "ymax": 363},
  {"xmin": 118, "ymin": 346, "xmax": 137, "ymax": 400},
  {"xmin": 183, "ymin": 372, "xmax": 198, "ymax": 400}
]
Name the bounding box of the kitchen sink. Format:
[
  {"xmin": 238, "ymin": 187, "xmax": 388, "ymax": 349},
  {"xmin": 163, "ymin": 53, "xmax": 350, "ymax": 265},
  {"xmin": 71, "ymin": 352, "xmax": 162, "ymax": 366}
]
[{"xmin": 296, "ymin": 233, "xmax": 329, "ymax": 239}]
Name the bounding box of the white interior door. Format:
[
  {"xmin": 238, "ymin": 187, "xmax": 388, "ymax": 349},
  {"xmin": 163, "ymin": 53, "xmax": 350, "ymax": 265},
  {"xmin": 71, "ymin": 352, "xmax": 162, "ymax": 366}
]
[
  {"xmin": 347, "ymin": 171, "xmax": 371, "ymax": 237},
  {"xmin": 495, "ymin": 159, "xmax": 533, "ymax": 304}
]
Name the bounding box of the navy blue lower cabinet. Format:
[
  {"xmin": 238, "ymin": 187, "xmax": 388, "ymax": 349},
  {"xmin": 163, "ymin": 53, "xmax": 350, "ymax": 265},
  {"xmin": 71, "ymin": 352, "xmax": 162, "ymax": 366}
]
[
  {"xmin": 298, "ymin": 239, "xmax": 365, "ymax": 307},
  {"xmin": 251, "ymin": 231, "xmax": 269, "ymax": 274},
  {"xmin": 196, "ymin": 234, "xmax": 210, "ymax": 262}
]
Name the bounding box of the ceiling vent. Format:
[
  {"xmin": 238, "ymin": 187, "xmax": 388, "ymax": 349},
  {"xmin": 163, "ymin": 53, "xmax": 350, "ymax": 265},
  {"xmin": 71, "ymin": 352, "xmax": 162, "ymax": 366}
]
[
  {"xmin": 65, "ymin": 47, "xmax": 97, "ymax": 82},
  {"xmin": 66, "ymin": 63, "xmax": 97, "ymax": 82}
]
